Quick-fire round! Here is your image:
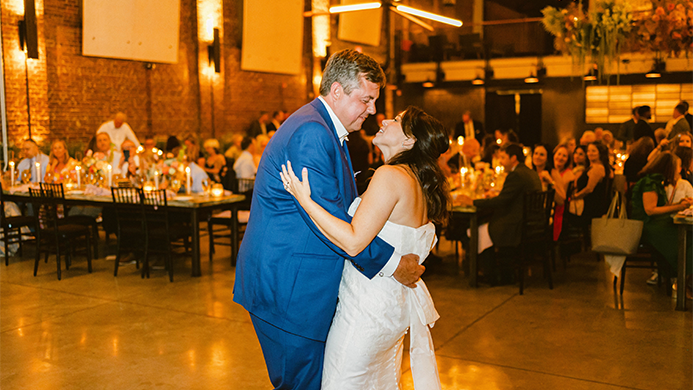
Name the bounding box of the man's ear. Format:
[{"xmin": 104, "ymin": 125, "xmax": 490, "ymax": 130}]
[{"xmin": 329, "ymin": 82, "xmax": 343, "ymax": 100}]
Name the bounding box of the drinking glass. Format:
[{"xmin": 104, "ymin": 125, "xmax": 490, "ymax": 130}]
[
  {"xmin": 21, "ymin": 170, "xmax": 31, "ymax": 184},
  {"xmin": 201, "ymin": 178, "xmax": 211, "ymax": 195}
]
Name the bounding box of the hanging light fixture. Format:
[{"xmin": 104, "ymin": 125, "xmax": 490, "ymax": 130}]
[
  {"xmin": 422, "ymin": 80, "xmax": 435, "ymax": 88},
  {"xmin": 524, "ymin": 73, "xmax": 539, "ymax": 84},
  {"xmin": 646, "ymin": 57, "xmax": 665, "ymax": 78},
  {"xmin": 471, "ymin": 76, "xmax": 484, "ymax": 85}
]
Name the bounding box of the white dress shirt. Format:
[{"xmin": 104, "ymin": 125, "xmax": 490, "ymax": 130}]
[
  {"xmin": 97, "ymin": 120, "xmax": 141, "ymax": 151},
  {"xmin": 233, "ymin": 150, "xmax": 257, "ymax": 179},
  {"xmin": 317, "ymin": 96, "xmax": 402, "ymax": 278},
  {"xmin": 17, "ymin": 153, "xmax": 50, "ymax": 183}
]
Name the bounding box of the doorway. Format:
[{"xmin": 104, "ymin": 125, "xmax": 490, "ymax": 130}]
[{"xmin": 485, "ymin": 90, "xmax": 542, "ymax": 146}]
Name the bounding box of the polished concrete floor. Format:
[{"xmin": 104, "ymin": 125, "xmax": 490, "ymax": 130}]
[{"xmin": 1, "ymin": 235, "xmax": 691, "ymax": 390}]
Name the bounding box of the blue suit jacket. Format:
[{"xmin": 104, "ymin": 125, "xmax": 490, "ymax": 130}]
[{"xmin": 233, "ymin": 99, "xmax": 395, "ymax": 341}]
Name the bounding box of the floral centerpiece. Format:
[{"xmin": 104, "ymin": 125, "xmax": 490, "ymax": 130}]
[
  {"xmin": 629, "ymin": 0, "xmax": 693, "ymax": 58},
  {"xmin": 542, "ymin": 0, "xmax": 633, "ymax": 83}
]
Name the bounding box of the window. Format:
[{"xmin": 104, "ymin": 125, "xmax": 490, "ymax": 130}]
[{"xmin": 585, "ymin": 83, "xmax": 692, "ymax": 123}]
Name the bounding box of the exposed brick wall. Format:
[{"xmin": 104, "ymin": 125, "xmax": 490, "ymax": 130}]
[{"xmin": 1, "ymin": 0, "xmax": 312, "ymax": 152}]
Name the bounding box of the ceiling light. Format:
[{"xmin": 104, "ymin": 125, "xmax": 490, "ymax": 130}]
[
  {"xmin": 583, "ymin": 74, "xmax": 597, "ymax": 81},
  {"xmin": 471, "ymin": 76, "xmax": 484, "ymax": 85},
  {"xmin": 329, "ymin": 2, "xmax": 381, "ymax": 14},
  {"xmin": 395, "ymin": 5, "xmax": 463, "ymax": 27},
  {"xmin": 645, "ymin": 71, "xmax": 661, "ymax": 78},
  {"xmin": 524, "ymin": 74, "xmax": 538, "ymax": 84},
  {"xmin": 422, "ymin": 81, "xmax": 435, "ymax": 88}
]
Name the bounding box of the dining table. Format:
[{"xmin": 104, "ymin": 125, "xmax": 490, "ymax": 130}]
[
  {"xmin": 451, "ymin": 204, "xmax": 478, "ymax": 287},
  {"xmin": 673, "ymin": 215, "xmax": 692, "ymax": 311},
  {"xmin": 2, "ymin": 186, "xmax": 246, "ymax": 277}
]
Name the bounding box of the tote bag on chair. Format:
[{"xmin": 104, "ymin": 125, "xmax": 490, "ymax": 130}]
[{"xmin": 591, "ymin": 192, "xmax": 643, "ymax": 255}]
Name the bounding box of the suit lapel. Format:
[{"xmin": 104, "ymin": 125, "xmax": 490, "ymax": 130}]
[{"xmin": 311, "ymin": 99, "xmax": 357, "ymax": 205}]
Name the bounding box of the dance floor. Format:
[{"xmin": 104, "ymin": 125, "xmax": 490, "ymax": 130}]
[{"xmin": 1, "ymin": 235, "xmax": 691, "ymax": 390}]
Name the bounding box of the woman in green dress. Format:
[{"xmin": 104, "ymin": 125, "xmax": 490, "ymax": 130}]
[{"xmin": 631, "ymin": 152, "xmax": 693, "ymax": 295}]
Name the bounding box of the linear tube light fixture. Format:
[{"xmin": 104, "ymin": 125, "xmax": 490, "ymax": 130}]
[
  {"xmin": 395, "ymin": 5, "xmax": 463, "ymax": 27},
  {"xmin": 330, "ymin": 2, "xmax": 381, "ymax": 14}
]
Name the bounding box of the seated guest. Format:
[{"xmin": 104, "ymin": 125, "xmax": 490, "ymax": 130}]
[
  {"xmin": 579, "ymin": 130, "xmax": 596, "ymax": 146},
  {"xmin": 17, "ymin": 139, "xmax": 49, "ymax": 183},
  {"xmin": 549, "ymin": 144, "xmax": 576, "ymax": 241},
  {"xmin": 224, "ymin": 134, "xmax": 244, "ymax": 161},
  {"xmin": 46, "ymin": 140, "xmax": 77, "ymax": 183},
  {"xmin": 654, "ymin": 128, "xmax": 667, "ymax": 146},
  {"xmin": 667, "ymin": 147, "xmax": 693, "ymax": 203},
  {"xmin": 631, "ymin": 152, "xmax": 692, "ymax": 296},
  {"xmin": 202, "ymin": 139, "xmax": 226, "ymax": 182},
  {"xmin": 571, "ymin": 142, "xmax": 612, "ymax": 226},
  {"xmin": 459, "ymin": 143, "xmax": 542, "ymax": 251},
  {"xmin": 494, "ymin": 129, "xmax": 518, "ymax": 146},
  {"xmin": 117, "ymin": 140, "xmax": 141, "ymax": 178},
  {"xmin": 674, "ymin": 145, "xmax": 693, "ymax": 186},
  {"xmin": 480, "ymin": 135, "xmax": 500, "ymax": 168},
  {"xmin": 143, "ymin": 136, "xmax": 157, "ymax": 152},
  {"xmin": 165, "ymin": 136, "xmax": 181, "ymax": 157},
  {"xmin": 233, "ymin": 136, "xmax": 257, "ymax": 179},
  {"xmin": 184, "ymin": 136, "xmax": 205, "ymax": 167},
  {"xmin": 624, "ymin": 137, "xmax": 655, "ymax": 185},
  {"xmin": 253, "ymin": 134, "xmax": 270, "ymax": 167},
  {"xmin": 572, "ymin": 145, "xmax": 588, "ymax": 179},
  {"xmin": 674, "ymin": 131, "xmax": 692, "ymax": 148},
  {"xmin": 530, "ymin": 143, "xmax": 553, "ymax": 190},
  {"xmin": 96, "ymin": 112, "xmax": 140, "ymax": 151},
  {"xmin": 601, "ymin": 130, "xmax": 614, "ymax": 150}
]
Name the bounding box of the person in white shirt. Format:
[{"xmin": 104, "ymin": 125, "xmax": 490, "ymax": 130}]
[
  {"xmin": 96, "ymin": 112, "xmax": 141, "ymax": 152},
  {"xmin": 17, "ymin": 139, "xmax": 49, "ymax": 183},
  {"xmin": 233, "ymin": 136, "xmax": 257, "ymax": 179}
]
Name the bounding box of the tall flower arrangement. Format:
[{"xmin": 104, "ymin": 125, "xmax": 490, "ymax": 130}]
[
  {"xmin": 629, "ymin": 0, "xmax": 693, "ymax": 58},
  {"xmin": 542, "ymin": 0, "xmax": 633, "ymax": 83}
]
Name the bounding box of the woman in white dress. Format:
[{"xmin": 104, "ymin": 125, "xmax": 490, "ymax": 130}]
[{"xmin": 280, "ymin": 106, "xmax": 450, "ymax": 390}]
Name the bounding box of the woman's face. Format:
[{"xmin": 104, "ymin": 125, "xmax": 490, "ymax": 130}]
[
  {"xmin": 573, "ymin": 148, "xmax": 586, "ymax": 165},
  {"xmin": 532, "ymin": 146, "xmax": 547, "ymax": 168},
  {"xmin": 205, "ymin": 146, "xmax": 216, "ymax": 156},
  {"xmin": 96, "ymin": 134, "xmax": 111, "ymax": 153},
  {"xmin": 554, "ymin": 147, "xmax": 569, "ymax": 170},
  {"xmin": 52, "ymin": 142, "xmax": 66, "ymax": 159},
  {"xmin": 373, "ymin": 112, "xmax": 409, "ymax": 151},
  {"xmin": 586, "ymin": 144, "xmax": 600, "ymax": 163},
  {"xmin": 678, "ymin": 135, "xmax": 692, "ymax": 148}
]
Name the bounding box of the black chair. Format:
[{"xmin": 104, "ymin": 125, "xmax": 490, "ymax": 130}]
[
  {"xmin": 142, "ymin": 189, "xmax": 191, "ymax": 281},
  {"xmin": 40, "ymin": 182, "xmax": 100, "ymax": 259},
  {"xmin": 616, "ymin": 242, "xmax": 671, "ymax": 296},
  {"xmin": 208, "ymin": 178, "xmax": 254, "ymax": 264},
  {"xmin": 30, "ymin": 187, "xmax": 92, "ymax": 280},
  {"xmin": 516, "ymin": 190, "xmax": 555, "ymax": 295},
  {"xmin": 1, "ymin": 181, "xmax": 35, "ymax": 265},
  {"xmin": 111, "ymin": 187, "xmax": 145, "ymax": 277}
]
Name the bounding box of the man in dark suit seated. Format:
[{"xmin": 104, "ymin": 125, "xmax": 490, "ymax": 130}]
[
  {"xmin": 459, "ymin": 143, "xmax": 542, "ymax": 283},
  {"xmin": 454, "ymin": 110, "xmax": 485, "ymax": 143}
]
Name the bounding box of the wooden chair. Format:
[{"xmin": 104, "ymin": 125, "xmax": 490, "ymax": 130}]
[
  {"xmin": 30, "ymin": 187, "xmax": 92, "ymax": 280},
  {"xmin": 111, "ymin": 187, "xmax": 145, "ymax": 277},
  {"xmin": 207, "ymin": 178, "xmax": 254, "ymax": 265},
  {"xmin": 41, "ymin": 182, "xmax": 100, "ymax": 259},
  {"xmin": 142, "ymin": 189, "xmax": 191, "ymax": 281},
  {"xmin": 1, "ymin": 181, "xmax": 35, "ymax": 265},
  {"xmin": 517, "ymin": 190, "xmax": 555, "ymax": 295}
]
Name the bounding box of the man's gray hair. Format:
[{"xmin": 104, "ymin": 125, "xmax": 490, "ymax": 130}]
[{"xmin": 319, "ymin": 49, "xmax": 386, "ymax": 97}]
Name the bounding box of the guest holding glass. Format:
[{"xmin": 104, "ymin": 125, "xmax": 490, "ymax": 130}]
[
  {"xmin": 550, "ymin": 144, "xmax": 576, "ymax": 241},
  {"xmin": 571, "ymin": 142, "xmax": 612, "ymax": 226},
  {"xmin": 202, "ymin": 139, "xmax": 226, "ymax": 182},
  {"xmin": 631, "ymin": 152, "xmax": 693, "ymax": 297},
  {"xmin": 17, "ymin": 139, "xmax": 49, "ymax": 183}
]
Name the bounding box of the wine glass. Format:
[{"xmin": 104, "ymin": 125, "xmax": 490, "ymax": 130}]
[
  {"xmin": 201, "ymin": 178, "xmax": 211, "ymax": 195},
  {"xmin": 44, "ymin": 171, "xmax": 54, "ymax": 184},
  {"xmin": 21, "ymin": 170, "xmax": 31, "ymax": 184},
  {"xmin": 169, "ymin": 177, "xmax": 182, "ymax": 193}
]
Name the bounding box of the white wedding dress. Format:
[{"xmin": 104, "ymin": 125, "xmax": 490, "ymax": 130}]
[{"xmin": 321, "ymin": 198, "xmax": 442, "ymax": 390}]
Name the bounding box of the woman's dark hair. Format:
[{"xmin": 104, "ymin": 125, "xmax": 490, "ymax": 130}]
[
  {"xmin": 629, "ymin": 136, "xmax": 655, "ymax": 157},
  {"xmin": 674, "ymin": 145, "xmax": 692, "ymax": 175},
  {"xmin": 501, "ymin": 143, "xmax": 525, "ymax": 163},
  {"xmin": 166, "ymin": 136, "xmax": 181, "ymax": 152},
  {"xmin": 84, "ymin": 136, "xmax": 96, "ymax": 155},
  {"xmin": 640, "ymin": 151, "xmax": 680, "ymax": 186},
  {"xmin": 506, "ymin": 130, "xmax": 519, "ymax": 143},
  {"xmin": 573, "ymin": 145, "xmax": 587, "ymax": 165},
  {"xmin": 481, "ymin": 143, "xmax": 499, "ymax": 165},
  {"xmin": 552, "ymin": 143, "xmax": 572, "ymax": 171},
  {"xmin": 531, "ymin": 143, "xmax": 553, "ymax": 171},
  {"xmin": 387, "ymin": 106, "xmax": 450, "ymax": 225},
  {"xmin": 588, "ymin": 141, "xmax": 612, "ymax": 177}
]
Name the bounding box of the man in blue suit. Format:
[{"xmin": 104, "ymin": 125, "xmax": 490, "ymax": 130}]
[{"xmin": 233, "ymin": 49, "xmax": 424, "ymax": 389}]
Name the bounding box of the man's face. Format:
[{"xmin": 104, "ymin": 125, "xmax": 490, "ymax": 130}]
[
  {"xmin": 114, "ymin": 118, "xmax": 124, "ymax": 128},
  {"xmin": 144, "ymin": 139, "xmax": 156, "ymax": 150},
  {"xmin": 499, "ymin": 151, "xmax": 516, "ymax": 171},
  {"xmin": 96, "ymin": 133, "xmax": 111, "ymax": 153},
  {"xmin": 332, "ymin": 78, "xmax": 379, "ymax": 133},
  {"xmin": 673, "ymin": 108, "xmax": 682, "ymax": 119},
  {"xmin": 641, "ymin": 110, "xmax": 652, "ymax": 120},
  {"xmin": 21, "ymin": 142, "xmax": 37, "ymax": 158},
  {"xmin": 122, "ymin": 140, "xmax": 136, "ymax": 152},
  {"xmin": 463, "ymin": 113, "xmax": 471, "ymax": 123}
]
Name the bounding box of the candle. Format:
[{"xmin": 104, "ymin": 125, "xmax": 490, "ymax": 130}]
[
  {"xmin": 107, "ymin": 164, "xmax": 112, "ymax": 187},
  {"xmin": 154, "ymin": 171, "xmax": 160, "ymax": 189},
  {"xmin": 75, "ymin": 165, "xmax": 81, "ymax": 188},
  {"xmin": 185, "ymin": 166, "xmax": 191, "ymax": 195},
  {"xmin": 211, "ymin": 183, "xmax": 224, "ymax": 197},
  {"xmin": 9, "ymin": 161, "xmax": 14, "ymax": 186},
  {"xmin": 457, "ymin": 136, "xmax": 464, "ymax": 146},
  {"xmin": 35, "ymin": 162, "xmax": 41, "ymax": 183},
  {"xmin": 143, "ymin": 181, "xmax": 155, "ymax": 192}
]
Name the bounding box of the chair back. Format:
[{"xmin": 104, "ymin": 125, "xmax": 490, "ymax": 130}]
[
  {"xmin": 40, "ymin": 183, "xmax": 65, "ymax": 199},
  {"xmin": 29, "ymin": 187, "xmax": 60, "ymax": 232},
  {"xmin": 522, "ymin": 190, "xmax": 555, "ymax": 242},
  {"xmin": 142, "ymin": 189, "xmax": 170, "ymax": 229},
  {"xmin": 0, "ymin": 180, "xmax": 6, "ymax": 224},
  {"xmin": 112, "ymin": 187, "xmax": 142, "ymax": 204},
  {"xmin": 237, "ymin": 178, "xmax": 254, "ymax": 211}
]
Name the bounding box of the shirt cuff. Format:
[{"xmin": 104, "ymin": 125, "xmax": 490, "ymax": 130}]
[{"xmin": 377, "ymin": 250, "xmax": 402, "ymax": 277}]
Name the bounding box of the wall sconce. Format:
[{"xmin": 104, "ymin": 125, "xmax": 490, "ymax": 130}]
[{"xmin": 207, "ymin": 28, "xmax": 220, "ymax": 73}]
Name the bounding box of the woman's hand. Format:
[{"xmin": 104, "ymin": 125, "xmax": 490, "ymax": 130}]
[
  {"xmin": 679, "ymin": 197, "xmax": 693, "ymax": 210},
  {"xmin": 280, "ymin": 161, "xmax": 311, "ymax": 204}
]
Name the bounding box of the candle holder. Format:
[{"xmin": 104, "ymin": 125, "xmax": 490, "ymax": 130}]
[{"xmin": 211, "ymin": 183, "xmax": 224, "ymax": 197}]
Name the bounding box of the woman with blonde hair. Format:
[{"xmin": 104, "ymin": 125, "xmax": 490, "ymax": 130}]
[
  {"xmin": 202, "ymin": 138, "xmax": 226, "ymax": 182},
  {"xmin": 46, "ymin": 140, "xmax": 77, "ymax": 183}
]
